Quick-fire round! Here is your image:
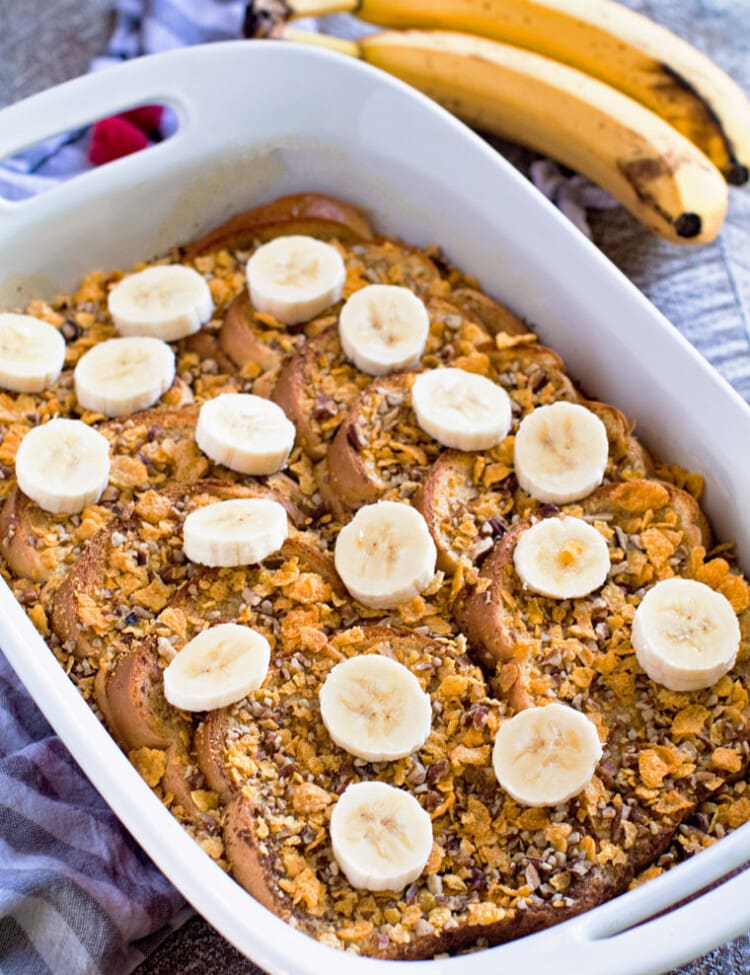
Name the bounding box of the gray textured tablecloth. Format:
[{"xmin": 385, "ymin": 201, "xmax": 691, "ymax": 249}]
[{"xmin": 1, "ymin": 1, "xmax": 749, "ymax": 973}]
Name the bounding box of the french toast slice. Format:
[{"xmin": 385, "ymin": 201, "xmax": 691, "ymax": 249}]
[
  {"xmin": 455, "ymin": 479, "xmax": 710, "ymax": 671},
  {"xmin": 49, "ymin": 479, "xmax": 305, "ymax": 659},
  {"xmin": 218, "ymin": 289, "xmax": 310, "ymax": 374},
  {"xmin": 0, "ymin": 405, "xmax": 211, "ymax": 584},
  {"xmin": 98, "ymin": 536, "xmax": 345, "ymax": 827},
  {"xmin": 272, "ymin": 297, "xmax": 491, "ymax": 461},
  {"xmin": 218, "ymin": 239, "xmax": 446, "ymax": 378},
  {"xmin": 183, "ymin": 194, "xmax": 374, "ymax": 259},
  {"xmin": 454, "ymin": 479, "xmax": 750, "ymax": 897},
  {"xmin": 320, "ymin": 371, "xmax": 438, "ymax": 513},
  {"xmin": 417, "ymin": 400, "xmax": 652, "ymax": 572},
  {"xmin": 320, "ymin": 338, "xmax": 583, "ymax": 515},
  {"xmin": 450, "ymin": 288, "xmax": 529, "ymax": 337}
]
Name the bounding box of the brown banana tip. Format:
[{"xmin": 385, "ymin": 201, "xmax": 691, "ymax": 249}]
[
  {"xmin": 242, "ymin": 0, "xmax": 292, "ymax": 38},
  {"xmin": 674, "ymin": 212, "xmax": 702, "ymax": 238},
  {"xmin": 727, "ymin": 163, "xmax": 749, "ymax": 187}
]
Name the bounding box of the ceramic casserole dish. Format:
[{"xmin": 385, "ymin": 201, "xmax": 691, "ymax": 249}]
[{"xmin": 1, "ymin": 40, "xmax": 750, "ymax": 975}]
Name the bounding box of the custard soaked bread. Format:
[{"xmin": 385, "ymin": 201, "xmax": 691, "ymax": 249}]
[{"xmin": 1, "ymin": 193, "xmax": 749, "ymax": 960}]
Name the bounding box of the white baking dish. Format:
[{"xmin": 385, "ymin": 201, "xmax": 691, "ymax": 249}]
[{"xmin": 1, "ymin": 41, "xmax": 749, "ymax": 975}]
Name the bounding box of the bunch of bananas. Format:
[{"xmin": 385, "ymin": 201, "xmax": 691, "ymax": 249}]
[{"xmin": 246, "ymin": 0, "xmax": 750, "ymax": 245}]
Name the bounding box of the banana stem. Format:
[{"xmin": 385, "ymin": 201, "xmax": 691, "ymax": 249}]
[{"xmin": 271, "ymin": 24, "xmax": 362, "ymax": 57}]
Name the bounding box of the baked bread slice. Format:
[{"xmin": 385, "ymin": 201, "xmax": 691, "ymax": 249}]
[
  {"xmin": 218, "ymin": 238, "xmax": 447, "ymax": 382},
  {"xmin": 450, "ymin": 288, "xmax": 529, "ymax": 337},
  {"xmin": 50, "ymin": 479, "xmax": 305, "ymax": 659},
  {"xmin": 183, "ymin": 193, "xmax": 374, "ymax": 259},
  {"xmin": 272, "ymin": 297, "xmax": 491, "ymax": 461},
  {"xmin": 96, "ymin": 535, "xmax": 345, "ymax": 827},
  {"xmin": 320, "ymin": 371, "xmax": 438, "ymax": 513},
  {"xmin": 455, "ymin": 479, "xmax": 710, "ymax": 671},
  {"xmin": 417, "ymin": 400, "xmax": 652, "ymax": 572},
  {"xmin": 0, "ymin": 405, "xmax": 213, "ymax": 583},
  {"xmin": 319, "ymin": 338, "xmax": 584, "ymax": 515}
]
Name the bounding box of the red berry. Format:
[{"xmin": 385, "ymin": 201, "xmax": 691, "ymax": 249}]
[
  {"xmin": 121, "ymin": 105, "xmax": 164, "ymax": 135},
  {"xmin": 88, "ymin": 117, "xmax": 149, "ymax": 166}
]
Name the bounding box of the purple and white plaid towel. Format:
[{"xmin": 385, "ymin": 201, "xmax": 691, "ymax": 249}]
[{"xmin": 0, "ymin": 653, "xmax": 186, "ymax": 973}]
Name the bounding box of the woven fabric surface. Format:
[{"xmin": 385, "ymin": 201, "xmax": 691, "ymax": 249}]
[{"xmin": 0, "ymin": 2, "xmax": 749, "ymax": 974}]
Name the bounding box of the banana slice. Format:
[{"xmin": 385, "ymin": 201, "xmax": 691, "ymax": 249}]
[
  {"xmin": 195, "ymin": 393, "xmax": 295, "ymax": 475},
  {"xmin": 319, "ymin": 655, "xmax": 432, "ymax": 761},
  {"xmin": 0, "ymin": 313, "xmax": 66, "ymax": 394},
  {"xmin": 74, "ymin": 336, "xmax": 176, "ymax": 417},
  {"xmin": 246, "ymin": 235, "xmax": 346, "ymax": 325},
  {"xmin": 334, "ymin": 501, "xmax": 437, "ymax": 609},
  {"xmin": 632, "ymin": 577, "xmax": 740, "ymax": 692},
  {"xmin": 514, "ymin": 516, "xmax": 610, "ymax": 599},
  {"xmin": 492, "ymin": 703, "xmax": 603, "ymax": 807},
  {"xmin": 514, "ymin": 402, "xmax": 609, "ymax": 504},
  {"xmin": 330, "ymin": 781, "xmax": 433, "ymax": 891},
  {"xmin": 411, "ymin": 367, "xmax": 512, "ymax": 451},
  {"xmin": 14, "ymin": 418, "xmax": 110, "ymax": 514},
  {"xmin": 338, "ymin": 284, "xmax": 430, "ymax": 376},
  {"xmin": 108, "ymin": 265, "xmax": 214, "ymax": 341},
  {"xmin": 183, "ymin": 497, "xmax": 288, "ymax": 567},
  {"xmin": 163, "ymin": 623, "xmax": 271, "ymax": 711}
]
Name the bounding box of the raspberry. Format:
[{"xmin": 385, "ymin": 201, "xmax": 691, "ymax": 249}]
[
  {"xmin": 88, "ymin": 117, "xmax": 149, "ymax": 166},
  {"xmin": 121, "ymin": 105, "xmax": 164, "ymax": 136}
]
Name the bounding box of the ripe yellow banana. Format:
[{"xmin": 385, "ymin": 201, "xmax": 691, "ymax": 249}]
[
  {"xmin": 272, "ymin": 26, "xmax": 728, "ymax": 244},
  {"xmin": 252, "ymin": 0, "xmax": 750, "ymax": 186}
]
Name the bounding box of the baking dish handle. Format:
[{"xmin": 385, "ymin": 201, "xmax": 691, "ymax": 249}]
[
  {"xmin": 0, "ymin": 48, "xmax": 223, "ymax": 209},
  {"xmin": 571, "ymin": 863, "xmax": 750, "ymax": 970}
]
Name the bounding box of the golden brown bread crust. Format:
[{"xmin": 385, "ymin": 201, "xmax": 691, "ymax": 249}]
[
  {"xmin": 219, "ymin": 290, "xmax": 295, "ymax": 372},
  {"xmin": 320, "ymin": 371, "xmax": 430, "ymax": 513},
  {"xmin": 223, "ymin": 794, "xmax": 287, "ymax": 915},
  {"xmin": 183, "ymin": 193, "xmax": 374, "ymax": 258},
  {"xmin": 451, "ymin": 288, "xmax": 529, "ymax": 337}
]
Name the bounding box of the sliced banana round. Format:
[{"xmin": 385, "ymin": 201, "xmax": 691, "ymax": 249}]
[
  {"xmin": 195, "ymin": 393, "xmax": 296, "ymax": 475},
  {"xmin": 632, "ymin": 577, "xmax": 740, "ymax": 692},
  {"xmin": 108, "ymin": 264, "xmax": 214, "ymax": 341},
  {"xmin": 74, "ymin": 336, "xmax": 176, "ymax": 417},
  {"xmin": 492, "ymin": 703, "xmax": 603, "ymax": 807},
  {"xmin": 246, "ymin": 235, "xmax": 346, "ymax": 325},
  {"xmin": 411, "ymin": 367, "xmax": 512, "ymax": 451},
  {"xmin": 330, "ymin": 781, "xmax": 433, "ymax": 891},
  {"xmin": 514, "ymin": 402, "xmax": 609, "ymax": 504},
  {"xmin": 163, "ymin": 623, "xmax": 271, "ymax": 711},
  {"xmin": 0, "ymin": 313, "xmax": 66, "ymax": 394},
  {"xmin": 15, "ymin": 418, "xmax": 110, "ymax": 514},
  {"xmin": 320, "ymin": 655, "xmax": 432, "ymax": 762},
  {"xmin": 183, "ymin": 497, "xmax": 288, "ymax": 567},
  {"xmin": 514, "ymin": 516, "xmax": 610, "ymax": 600},
  {"xmin": 338, "ymin": 284, "xmax": 430, "ymax": 376},
  {"xmin": 334, "ymin": 501, "xmax": 437, "ymax": 609}
]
